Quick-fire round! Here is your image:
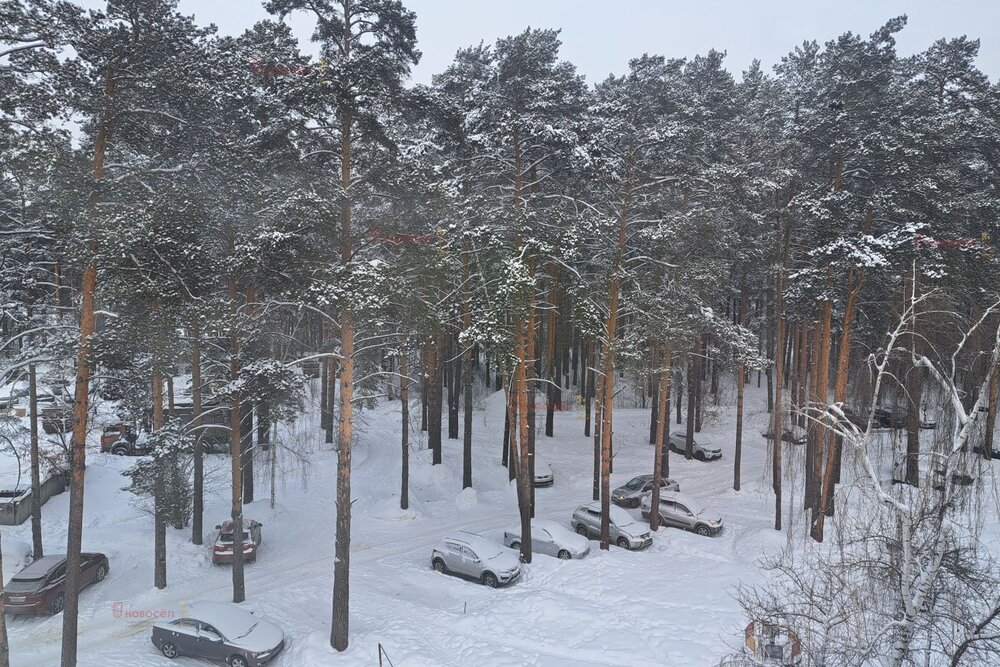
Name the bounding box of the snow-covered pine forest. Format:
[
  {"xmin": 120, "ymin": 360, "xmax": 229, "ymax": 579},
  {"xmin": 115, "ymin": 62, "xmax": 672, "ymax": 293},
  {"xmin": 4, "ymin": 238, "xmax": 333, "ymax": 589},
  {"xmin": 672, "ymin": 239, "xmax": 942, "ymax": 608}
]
[{"xmin": 1, "ymin": 1, "xmax": 999, "ymax": 666}]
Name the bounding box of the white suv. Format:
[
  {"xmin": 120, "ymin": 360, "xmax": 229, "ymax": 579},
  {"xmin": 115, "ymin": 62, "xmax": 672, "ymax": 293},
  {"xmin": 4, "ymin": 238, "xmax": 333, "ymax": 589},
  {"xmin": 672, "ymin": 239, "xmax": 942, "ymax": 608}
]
[{"xmin": 431, "ymin": 532, "xmax": 522, "ymax": 587}]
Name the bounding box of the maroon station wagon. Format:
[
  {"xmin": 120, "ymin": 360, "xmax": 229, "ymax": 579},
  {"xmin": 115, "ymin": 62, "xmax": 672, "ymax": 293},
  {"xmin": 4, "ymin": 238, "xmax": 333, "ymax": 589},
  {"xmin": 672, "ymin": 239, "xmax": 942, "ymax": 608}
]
[{"xmin": 3, "ymin": 553, "xmax": 110, "ymax": 614}]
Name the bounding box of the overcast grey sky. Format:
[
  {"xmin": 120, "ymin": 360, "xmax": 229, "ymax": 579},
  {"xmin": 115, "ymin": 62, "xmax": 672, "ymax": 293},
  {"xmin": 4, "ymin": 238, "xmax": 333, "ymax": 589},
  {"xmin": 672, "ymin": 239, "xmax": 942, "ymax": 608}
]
[{"xmin": 81, "ymin": 0, "xmax": 1000, "ymax": 83}]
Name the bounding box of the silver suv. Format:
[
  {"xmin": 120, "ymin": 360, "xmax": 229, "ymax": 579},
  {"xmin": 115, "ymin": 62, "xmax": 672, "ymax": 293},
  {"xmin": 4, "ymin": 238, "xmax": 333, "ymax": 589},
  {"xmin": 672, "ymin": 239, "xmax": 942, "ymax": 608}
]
[
  {"xmin": 431, "ymin": 532, "xmax": 521, "ymax": 587},
  {"xmin": 668, "ymin": 432, "xmax": 722, "ymax": 461},
  {"xmin": 640, "ymin": 491, "xmax": 724, "ymax": 536},
  {"xmin": 570, "ymin": 502, "xmax": 652, "ymax": 550},
  {"xmin": 612, "ymin": 474, "xmax": 680, "ymax": 508}
]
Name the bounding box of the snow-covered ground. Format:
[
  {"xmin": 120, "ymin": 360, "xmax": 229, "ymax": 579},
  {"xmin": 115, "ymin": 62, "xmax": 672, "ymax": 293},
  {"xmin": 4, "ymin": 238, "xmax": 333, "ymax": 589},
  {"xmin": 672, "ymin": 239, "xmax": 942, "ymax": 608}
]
[{"xmin": 4, "ymin": 378, "xmax": 990, "ymax": 666}]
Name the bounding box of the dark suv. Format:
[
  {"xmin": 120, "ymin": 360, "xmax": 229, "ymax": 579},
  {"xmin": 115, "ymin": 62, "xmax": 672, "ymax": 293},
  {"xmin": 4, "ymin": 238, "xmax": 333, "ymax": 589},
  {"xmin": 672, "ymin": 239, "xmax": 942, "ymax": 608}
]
[{"xmin": 3, "ymin": 553, "xmax": 109, "ymax": 614}]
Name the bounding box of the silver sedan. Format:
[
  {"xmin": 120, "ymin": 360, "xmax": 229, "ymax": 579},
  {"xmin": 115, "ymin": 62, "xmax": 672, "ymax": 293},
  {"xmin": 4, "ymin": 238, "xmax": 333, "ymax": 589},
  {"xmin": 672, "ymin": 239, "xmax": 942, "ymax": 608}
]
[{"xmin": 503, "ymin": 519, "xmax": 590, "ymax": 559}]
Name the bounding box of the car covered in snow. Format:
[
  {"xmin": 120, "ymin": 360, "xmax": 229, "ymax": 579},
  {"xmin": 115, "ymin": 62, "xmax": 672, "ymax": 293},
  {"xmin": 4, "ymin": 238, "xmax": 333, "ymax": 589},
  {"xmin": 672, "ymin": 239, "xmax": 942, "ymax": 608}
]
[
  {"xmin": 431, "ymin": 531, "xmax": 521, "ymax": 587},
  {"xmin": 151, "ymin": 601, "xmax": 284, "ymax": 666},
  {"xmin": 2, "ymin": 553, "xmax": 109, "ymax": 614},
  {"xmin": 533, "ymin": 460, "xmax": 554, "ymax": 487},
  {"xmin": 667, "ymin": 432, "xmax": 722, "ymax": 461},
  {"xmin": 640, "ymin": 491, "xmax": 724, "ymax": 537},
  {"xmin": 570, "ymin": 502, "xmax": 652, "ymax": 550},
  {"xmin": 213, "ymin": 520, "xmax": 263, "ymax": 565},
  {"xmin": 502, "ymin": 518, "xmax": 590, "ymax": 559},
  {"xmin": 611, "ymin": 474, "xmax": 680, "ymax": 508}
]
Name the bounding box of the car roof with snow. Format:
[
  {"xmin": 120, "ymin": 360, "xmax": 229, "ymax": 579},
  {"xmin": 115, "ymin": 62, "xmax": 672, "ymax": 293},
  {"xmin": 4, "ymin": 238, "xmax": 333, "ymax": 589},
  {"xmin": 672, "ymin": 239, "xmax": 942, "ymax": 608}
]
[
  {"xmin": 445, "ymin": 531, "xmax": 506, "ymax": 558},
  {"xmin": 12, "ymin": 553, "xmax": 102, "ymax": 579},
  {"xmin": 184, "ymin": 601, "xmax": 258, "ymax": 639},
  {"xmin": 506, "ymin": 518, "xmax": 572, "ymax": 538},
  {"xmin": 581, "ymin": 501, "xmax": 639, "ymax": 527},
  {"xmin": 658, "ymin": 491, "xmax": 706, "ymax": 514},
  {"xmin": 12, "ymin": 555, "xmax": 65, "ymax": 579}
]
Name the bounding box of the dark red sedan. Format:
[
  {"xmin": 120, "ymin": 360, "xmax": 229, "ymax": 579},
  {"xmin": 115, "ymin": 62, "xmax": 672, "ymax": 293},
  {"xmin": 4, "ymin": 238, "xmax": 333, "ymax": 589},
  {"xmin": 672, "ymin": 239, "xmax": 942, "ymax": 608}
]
[{"xmin": 3, "ymin": 553, "xmax": 109, "ymax": 614}]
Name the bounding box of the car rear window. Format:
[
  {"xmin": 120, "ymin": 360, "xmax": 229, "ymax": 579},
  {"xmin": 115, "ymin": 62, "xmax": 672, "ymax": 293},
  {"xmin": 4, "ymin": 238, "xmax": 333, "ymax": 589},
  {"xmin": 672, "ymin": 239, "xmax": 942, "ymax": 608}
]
[
  {"xmin": 219, "ymin": 532, "xmax": 250, "ymax": 543},
  {"xmin": 7, "ymin": 577, "xmax": 44, "ymax": 593}
]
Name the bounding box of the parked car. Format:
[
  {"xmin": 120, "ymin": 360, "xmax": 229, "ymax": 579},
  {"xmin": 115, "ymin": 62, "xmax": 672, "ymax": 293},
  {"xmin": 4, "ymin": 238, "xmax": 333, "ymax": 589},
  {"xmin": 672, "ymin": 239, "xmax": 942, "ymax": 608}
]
[
  {"xmin": 502, "ymin": 519, "xmax": 590, "ymax": 559},
  {"xmin": 640, "ymin": 491, "xmax": 724, "ymax": 537},
  {"xmin": 612, "ymin": 474, "xmax": 680, "ymax": 508},
  {"xmin": 534, "ymin": 460, "xmax": 554, "ymax": 487},
  {"xmin": 2, "ymin": 553, "xmax": 109, "ymax": 614},
  {"xmin": 213, "ymin": 520, "xmax": 263, "ymax": 565},
  {"xmin": 41, "ymin": 406, "xmax": 73, "ymax": 435},
  {"xmin": 973, "ymin": 444, "xmax": 1000, "ymax": 460},
  {"xmin": 570, "ymin": 502, "xmax": 652, "ymax": 550},
  {"xmin": 100, "ymin": 423, "xmax": 151, "ymax": 456},
  {"xmin": 761, "ymin": 428, "xmax": 807, "ymax": 445},
  {"xmin": 667, "ymin": 433, "xmax": 722, "ymax": 461},
  {"xmin": 151, "ymin": 601, "xmax": 284, "ymax": 667},
  {"xmin": 431, "ymin": 531, "xmax": 521, "ymax": 587}
]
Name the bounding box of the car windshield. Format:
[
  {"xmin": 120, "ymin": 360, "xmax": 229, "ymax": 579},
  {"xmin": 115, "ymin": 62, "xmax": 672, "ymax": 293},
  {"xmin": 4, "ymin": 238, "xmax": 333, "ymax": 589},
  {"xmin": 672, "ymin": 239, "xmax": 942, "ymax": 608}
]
[
  {"xmin": 625, "ymin": 478, "xmax": 645, "ymax": 491},
  {"xmin": 6, "ymin": 577, "xmax": 44, "ymax": 593}
]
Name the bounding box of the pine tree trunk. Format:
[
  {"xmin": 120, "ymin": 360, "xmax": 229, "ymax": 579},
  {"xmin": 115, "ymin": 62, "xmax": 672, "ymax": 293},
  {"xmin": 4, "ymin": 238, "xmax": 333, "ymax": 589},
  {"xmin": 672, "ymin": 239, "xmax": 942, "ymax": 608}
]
[
  {"xmin": 320, "ymin": 355, "xmax": 330, "ymax": 433},
  {"xmin": 734, "ymin": 292, "xmax": 748, "ymax": 491},
  {"xmin": 325, "ymin": 352, "xmax": 336, "ymax": 444},
  {"xmin": 584, "ymin": 340, "xmax": 594, "ymax": 437},
  {"xmin": 152, "ymin": 358, "xmax": 166, "ymax": 589},
  {"xmin": 228, "ymin": 278, "xmax": 246, "ymax": 604},
  {"xmin": 462, "ymin": 248, "xmax": 474, "ymax": 488},
  {"xmin": 599, "ymin": 192, "xmax": 629, "ymax": 549},
  {"xmin": 331, "ymin": 73, "xmax": 355, "ymax": 648},
  {"xmin": 514, "ymin": 321, "xmax": 533, "ymax": 563},
  {"xmin": 400, "ymin": 351, "xmax": 410, "ymax": 509},
  {"xmin": 771, "ymin": 216, "xmax": 788, "ymax": 533},
  {"xmin": 428, "ymin": 334, "xmax": 442, "ymax": 464},
  {"xmin": 526, "ymin": 297, "xmax": 537, "ymax": 517},
  {"xmin": 685, "ymin": 350, "xmax": 696, "ymax": 459},
  {"xmin": 593, "ymin": 344, "xmax": 604, "ymax": 501},
  {"xmin": 545, "ymin": 277, "xmax": 558, "ymax": 437},
  {"xmin": 241, "ymin": 401, "xmax": 254, "ymax": 504},
  {"xmin": 648, "ymin": 367, "xmax": 659, "ymax": 445},
  {"xmin": 676, "ymin": 364, "xmax": 683, "ymax": 424},
  {"xmin": 650, "ymin": 343, "xmax": 671, "ymax": 531},
  {"xmin": 447, "ymin": 332, "xmax": 459, "ymax": 440},
  {"xmin": 808, "ymin": 292, "xmax": 833, "ymax": 541},
  {"xmin": 61, "ymin": 67, "xmax": 115, "ymax": 667},
  {"xmin": 29, "ymin": 364, "xmax": 43, "ymax": 558},
  {"xmin": 191, "ymin": 323, "xmax": 203, "ymax": 545}
]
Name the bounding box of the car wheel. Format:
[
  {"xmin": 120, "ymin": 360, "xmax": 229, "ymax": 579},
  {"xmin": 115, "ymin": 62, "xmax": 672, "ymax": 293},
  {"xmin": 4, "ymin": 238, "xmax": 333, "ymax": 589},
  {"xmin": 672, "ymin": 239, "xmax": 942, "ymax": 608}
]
[
  {"xmin": 575, "ymin": 524, "xmax": 588, "ymax": 537},
  {"xmin": 616, "ymin": 537, "xmax": 630, "ymax": 549},
  {"xmin": 695, "ymin": 524, "xmax": 711, "ymax": 537},
  {"xmin": 111, "ymin": 446, "xmax": 128, "ymax": 456},
  {"xmin": 482, "ymin": 572, "xmax": 498, "ymax": 588},
  {"xmin": 228, "ymin": 656, "xmax": 249, "ymax": 667},
  {"xmin": 51, "ymin": 592, "xmax": 65, "ymax": 614},
  {"xmin": 432, "ymin": 558, "xmax": 447, "ymax": 573},
  {"xmin": 95, "ymin": 564, "xmax": 107, "ymax": 581},
  {"xmin": 694, "ymin": 451, "xmax": 705, "ymax": 461},
  {"xmin": 510, "ymin": 541, "xmax": 521, "ymax": 551},
  {"xmin": 557, "ymin": 549, "xmax": 571, "ymax": 560},
  {"xmin": 629, "ymin": 498, "xmax": 640, "ymax": 508},
  {"xmin": 160, "ymin": 642, "xmax": 178, "ymax": 659}
]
